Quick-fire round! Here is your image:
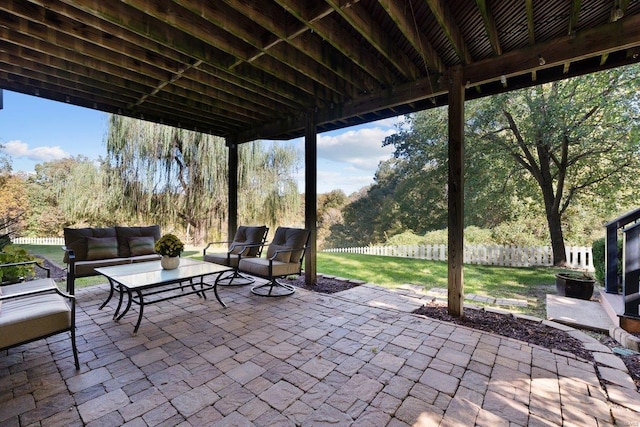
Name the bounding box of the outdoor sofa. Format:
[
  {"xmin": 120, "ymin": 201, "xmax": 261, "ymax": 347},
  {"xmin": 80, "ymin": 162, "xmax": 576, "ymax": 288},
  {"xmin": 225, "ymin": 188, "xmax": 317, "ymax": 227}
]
[{"xmin": 63, "ymin": 225, "xmax": 162, "ymax": 289}]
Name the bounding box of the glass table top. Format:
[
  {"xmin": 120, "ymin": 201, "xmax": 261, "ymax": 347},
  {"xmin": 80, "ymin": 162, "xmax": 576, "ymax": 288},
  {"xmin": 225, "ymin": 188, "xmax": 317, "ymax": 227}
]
[{"xmin": 95, "ymin": 258, "xmax": 231, "ymax": 290}]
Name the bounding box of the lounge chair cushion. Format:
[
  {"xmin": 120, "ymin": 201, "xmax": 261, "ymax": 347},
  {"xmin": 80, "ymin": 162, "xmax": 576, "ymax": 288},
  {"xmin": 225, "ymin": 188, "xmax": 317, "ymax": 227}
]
[
  {"xmin": 204, "ymin": 253, "xmax": 241, "ymax": 267},
  {"xmin": 266, "ymin": 227, "xmax": 308, "ymax": 262},
  {"xmin": 230, "ymin": 226, "xmax": 268, "ymax": 256},
  {"xmin": 0, "ymin": 293, "xmax": 71, "ymax": 349},
  {"xmin": 239, "ymin": 258, "xmax": 302, "ymax": 277}
]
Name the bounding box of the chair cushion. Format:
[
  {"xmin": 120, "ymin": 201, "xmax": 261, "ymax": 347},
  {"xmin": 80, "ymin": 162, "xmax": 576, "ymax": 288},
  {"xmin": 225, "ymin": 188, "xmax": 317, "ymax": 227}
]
[
  {"xmin": 204, "ymin": 252, "xmax": 240, "ymax": 267},
  {"xmin": 128, "ymin": 236, "xmax": 156, "ymax": 256},
  {"xmin": 268, "ymin": 244, "xmax": 291, "ymax": 263},
  {"xmin": 86, "ymin": 237, "xmax": 119, "ymax": 260},
  {"xmin": 230, "ymin": 225, "xmax": 267, "ymax": 256},
  {"xmin": 267, "ymin": 227, "xmax": 309, "ymax": 262},
  {"xmin": 239, "ymin": 258, "xmax": 302, "ymax": 278},
  {"xmin": 0, "ymin": 293, "xmax": 71, "ymax": 349}
]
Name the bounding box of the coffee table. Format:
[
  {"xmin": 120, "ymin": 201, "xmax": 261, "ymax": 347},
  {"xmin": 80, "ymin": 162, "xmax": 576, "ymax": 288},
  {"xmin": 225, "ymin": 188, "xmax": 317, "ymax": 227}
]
[{"xmin": 95, "ymin": 259, "xmax": 232, "ymax": 333}]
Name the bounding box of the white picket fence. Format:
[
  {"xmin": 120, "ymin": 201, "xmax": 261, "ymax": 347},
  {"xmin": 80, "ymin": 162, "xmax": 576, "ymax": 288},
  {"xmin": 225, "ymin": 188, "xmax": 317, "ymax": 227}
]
[
  {"xmin": 12, "ymin": 237, "xmax": 65, "ymax": 245},
  {"xmin": 13, "ymin": 236, "xmax": 594, "ymax": 270},
  {"xmin": 323, "ymin": 244, "xmax": 594, "ymax": 271}
]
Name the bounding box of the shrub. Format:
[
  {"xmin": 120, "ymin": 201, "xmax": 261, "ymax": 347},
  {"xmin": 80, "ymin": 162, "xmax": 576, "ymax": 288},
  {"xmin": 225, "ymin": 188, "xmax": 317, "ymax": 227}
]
[
  {"xmin": 592, "ymin": 237, "xmax": 622, "ymax": 285},
  {"xmin": 0, "ymin": 245, "xmax": 38, "ymax": 283}
]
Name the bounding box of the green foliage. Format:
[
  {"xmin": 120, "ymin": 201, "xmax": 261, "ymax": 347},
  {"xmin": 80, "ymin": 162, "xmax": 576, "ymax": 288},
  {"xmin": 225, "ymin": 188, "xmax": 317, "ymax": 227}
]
[
  {"xmin": 330, "ymin": 66, "xmax": 640, "ymax": 257},
  {"xmin": 591, "ymin": 237, "xmax": 622, "ymax": 285},
  {"xmin": 103, "ymin": 116, "xmax": 301, "ymax": 244},
  {"xmin": 0, "ymin": 245, "xmax": 37, "ymax": 283}
]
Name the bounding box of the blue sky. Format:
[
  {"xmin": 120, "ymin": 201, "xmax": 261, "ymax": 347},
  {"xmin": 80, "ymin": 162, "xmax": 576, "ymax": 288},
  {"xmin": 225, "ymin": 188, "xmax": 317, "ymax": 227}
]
[{"xmin": 0, "ymin": 90, "xmax": 400, "ymax": 195}]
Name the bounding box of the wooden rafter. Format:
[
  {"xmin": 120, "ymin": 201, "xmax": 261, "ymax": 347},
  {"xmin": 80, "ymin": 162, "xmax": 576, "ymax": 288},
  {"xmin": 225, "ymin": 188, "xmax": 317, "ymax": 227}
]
[
  {"xmin": 475, "ymin": 0, "xmax": 502, "ymax": 56},
  {"xmin": 425, "ymin": 0, "xmax": 473, "ymax": 64}
]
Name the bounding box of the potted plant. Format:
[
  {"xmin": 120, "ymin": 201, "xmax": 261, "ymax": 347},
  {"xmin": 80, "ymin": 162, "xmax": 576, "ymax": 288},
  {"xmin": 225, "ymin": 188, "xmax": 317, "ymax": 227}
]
[
  {"xmin": 154, "ymin": 234, "xmax": 184, "ymax": 270},
  {"xmin": 555, "ymin": 271, "xmax": 595, "ymax": 300}
]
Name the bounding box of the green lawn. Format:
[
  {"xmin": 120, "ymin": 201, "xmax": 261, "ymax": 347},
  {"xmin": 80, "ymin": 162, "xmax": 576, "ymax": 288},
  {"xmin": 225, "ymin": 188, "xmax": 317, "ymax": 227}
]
[{"xmin": 19, "ymin": 244, "xmax": 559, "ymax": 317}]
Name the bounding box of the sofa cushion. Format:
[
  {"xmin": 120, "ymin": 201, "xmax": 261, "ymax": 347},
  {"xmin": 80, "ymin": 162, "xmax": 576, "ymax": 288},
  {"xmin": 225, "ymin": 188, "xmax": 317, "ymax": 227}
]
[
  {"xmin": 63, "ymin": 227, "xmax": 117, "ymax": 262},
  {"xmin": 74, "ymin": 258, "xmax": 131, "ymax": 277},
  {"xmin": 128, "ymin": 236, "xmax": 156, "ymax": 256},
  {"xmin": 116, "ymin": 225, "xmax": 161, "ymax": 257},
  {"xmin": 86, "ymin": 237, "xmax": 119, "ymax": 260}
]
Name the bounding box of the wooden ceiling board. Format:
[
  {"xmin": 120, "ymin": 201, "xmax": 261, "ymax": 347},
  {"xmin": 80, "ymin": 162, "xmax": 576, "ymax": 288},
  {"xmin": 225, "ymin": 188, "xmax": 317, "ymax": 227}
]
[{"xmin": 0, "ymin": 0, "xmax": 638, "ymax": 141}]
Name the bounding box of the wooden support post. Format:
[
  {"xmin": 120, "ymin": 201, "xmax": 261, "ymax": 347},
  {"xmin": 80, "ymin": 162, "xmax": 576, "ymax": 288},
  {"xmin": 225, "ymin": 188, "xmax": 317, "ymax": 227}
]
[
  {"xmin": 448, "ymin": 66, "xmax": 465, "ymax": 317},
  {"xmin": 305, "ymin": 111, "xmax": 318, "ymax": 285},
  {"xmin": 227, "ymin": 141, "xmax": 238, "ymax": 240}
]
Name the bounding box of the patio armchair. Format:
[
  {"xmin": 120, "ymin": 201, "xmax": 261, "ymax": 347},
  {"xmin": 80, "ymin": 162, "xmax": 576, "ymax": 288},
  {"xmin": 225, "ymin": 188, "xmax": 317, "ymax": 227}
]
[
  {"xmin": 238, "ymin": 227, "xmax": 310, "ymax": 297},
  {"xmin": 0, "ymin": 255, "xmax": 80, "ymax": 370},
  {"xmin": 203, "ymin": 225, "xmax": 269, "ymax": 285}
]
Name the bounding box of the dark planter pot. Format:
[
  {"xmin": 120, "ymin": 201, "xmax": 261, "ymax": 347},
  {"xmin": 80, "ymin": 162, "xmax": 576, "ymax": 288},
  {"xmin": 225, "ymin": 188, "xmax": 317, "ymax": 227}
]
[{"xmin": 555, "ymin": 273, "xmax": 595, "ymax": 300}]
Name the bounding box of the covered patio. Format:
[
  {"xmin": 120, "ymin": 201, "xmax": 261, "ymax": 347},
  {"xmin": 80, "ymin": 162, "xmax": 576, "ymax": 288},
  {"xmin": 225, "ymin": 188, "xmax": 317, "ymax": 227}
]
[{"xmin": 1, "ymin": 279, "xmax": 638, "ymax": 425}]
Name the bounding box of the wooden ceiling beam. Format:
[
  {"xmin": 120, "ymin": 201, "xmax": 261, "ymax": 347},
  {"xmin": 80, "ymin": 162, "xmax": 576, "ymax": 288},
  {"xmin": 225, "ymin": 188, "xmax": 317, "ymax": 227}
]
[
  {"xmin": 465, "ymin": 14, "xmax": 640, "ymax": 86},
  {"xmin": 220, "ymin": 0, "xmax": 379, "ymax": 95},
  {"xmin": 475, "ymin": 0, "xmax": 502, "ymax": 56},
  {"xmin": 0, "ymin": 57, "xmax": 258, "ymax": 128},
  {"xmin": 325, "ymin": 0, "xmax": 421, "ymax": 80},
  {"xmin": 0, "ymin": 29, "xmax": 277, "ymax": 125},
  {"xmin": 377, "ymin": 0, "xmax": 446, "ymax": 73},
  {"xmin": 274, "ymin": 0, "xmax": 396, "ymax": 85},
  {"xmin": 172, "ymin": 0, "xmax": 350, "ymax": 102},
  {"xmin": 120, "ymin": 0, "xmax": 330, "ymax": 102},
  {"xmin": 60, "ymin": 0, "xmax": 314, "ymax": 108},
  {"xmin": 425, "ymin": 0, "xmax": 473, "ymax": 64}
]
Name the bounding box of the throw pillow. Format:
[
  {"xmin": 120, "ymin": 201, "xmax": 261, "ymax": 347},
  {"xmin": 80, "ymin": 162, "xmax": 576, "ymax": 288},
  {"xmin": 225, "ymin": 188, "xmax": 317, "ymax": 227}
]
[
  {"xmin": 128, "ymin": 236, "xmax": 156, "ymax": 256},
  {"xmin": 86, "ymin": 237, "xmax": 118, "ymax": 260}
]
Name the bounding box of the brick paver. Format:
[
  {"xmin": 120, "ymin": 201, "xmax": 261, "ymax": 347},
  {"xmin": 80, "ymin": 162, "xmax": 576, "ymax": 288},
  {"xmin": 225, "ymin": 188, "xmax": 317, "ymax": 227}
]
[{"xmin": 0, "ymin": 281, "xmax": 638, "ymax": 425}]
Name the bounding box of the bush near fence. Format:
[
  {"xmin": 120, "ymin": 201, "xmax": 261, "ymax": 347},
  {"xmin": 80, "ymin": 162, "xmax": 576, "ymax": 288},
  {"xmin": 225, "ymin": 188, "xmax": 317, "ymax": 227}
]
[{"xmin": 323, "ymin": 244, "xmax": 593, "ymax": 271}]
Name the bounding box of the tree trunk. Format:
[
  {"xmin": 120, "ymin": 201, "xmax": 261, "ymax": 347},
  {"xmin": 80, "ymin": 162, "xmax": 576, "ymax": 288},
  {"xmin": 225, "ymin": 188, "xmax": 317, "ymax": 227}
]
[{"xmin": 546, "ymin": 209, "xmax": 567, "ymax": 266}]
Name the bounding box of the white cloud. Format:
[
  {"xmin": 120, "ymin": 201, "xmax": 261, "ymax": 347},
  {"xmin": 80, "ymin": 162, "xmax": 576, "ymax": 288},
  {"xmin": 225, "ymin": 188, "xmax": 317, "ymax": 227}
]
[
  {"xmin": 317, "ymin": 126, "xmax": 397, "ymax": 171},
  {"xmin": 1, "ymin": 140, "xmax": 70, "ymax": 161}
]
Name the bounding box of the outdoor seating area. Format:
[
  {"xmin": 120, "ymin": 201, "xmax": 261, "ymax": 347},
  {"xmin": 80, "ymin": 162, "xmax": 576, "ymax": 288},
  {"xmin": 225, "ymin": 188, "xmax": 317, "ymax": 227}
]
[{"xmin": 1, "ymin": 276, "xmax": 638, "ymax": 426}]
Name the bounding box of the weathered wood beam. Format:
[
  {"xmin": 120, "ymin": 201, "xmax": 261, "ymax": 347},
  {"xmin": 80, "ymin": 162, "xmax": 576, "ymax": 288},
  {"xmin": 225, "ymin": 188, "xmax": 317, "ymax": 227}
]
[
  {"xmin": 475, "ymin": 0, "xmax": 502, "ymax": 56},
  {"xmin": 568, "ymin": 0, "xmax": 582, "ymax": 36},
  {"xmin": 377, "ymin": 0, "xmax": 446, "ymax": 73},
  {"xmin": 120, "ymin": 0, "xmax": 329, "ymax": 102},
  {"xmin": 0, "ymin": 28, "xmax": 262, "ymax": 126},
  {"xmin": 172, "ymin": 0, "xmax": 349, "ymax": 102},
  {"xmin": 221, "ymin": 0, "xmax": 377, "ymax": 94},
  {"xmin": 274, "ymin": 0, "xmax": 396, "ymax": 85},
  {"xmin": 464, "ymin": 14, "xmax": 640, "ymax": 86},
  {"xmin": 60, "ymin": 0, "xmax": 315, "ymax": 109},
  {"xmin": 425, "ymin": 0, "xmax": 473, "ymax": 64},
  {"xmin": 15, "ymin": 0, "xmax": 297, "ymax": 117},
  {"xmin": 304, "ymin": 111, "xmax": 318, "ymax": 286},
  {"xmin": 526, "ymin": 0, "xmax": 535, "ymax": 45},
  {"xmin": 326, "ymin": 0, "xmax": 421, "ymax": 80},
  {"xmin": 228, "ymin": 142, "xmax": 239, "ymax": 242},
  {"xmin": 447, "ymin": 65, "xmax": 464, "ymax": 318}
]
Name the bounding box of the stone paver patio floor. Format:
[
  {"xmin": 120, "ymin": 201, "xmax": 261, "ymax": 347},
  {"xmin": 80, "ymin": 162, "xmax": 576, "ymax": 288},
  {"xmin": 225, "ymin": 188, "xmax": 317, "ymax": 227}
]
[{"xmin": 1, "ymin": 279, "xmax": 639, "ymax": 426}]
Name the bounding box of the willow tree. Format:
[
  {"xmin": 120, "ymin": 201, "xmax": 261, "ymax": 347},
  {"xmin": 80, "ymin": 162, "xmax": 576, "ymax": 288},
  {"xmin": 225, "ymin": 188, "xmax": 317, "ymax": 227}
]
[{"xmin": 105, "ymin": 116, "xmax": 300, "ymax": 244}]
